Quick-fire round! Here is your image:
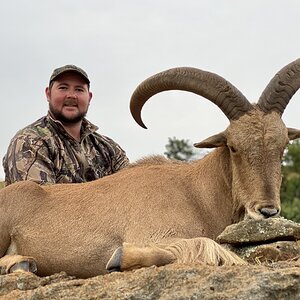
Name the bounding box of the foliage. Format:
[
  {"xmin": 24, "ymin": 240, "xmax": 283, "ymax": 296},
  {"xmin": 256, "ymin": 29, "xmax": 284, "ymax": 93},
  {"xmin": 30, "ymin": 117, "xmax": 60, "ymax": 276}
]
[
  {"xmin": 282, "ymin": 140, "xmax": 300, "ymax": 173},
  {"xmin": 281, "ymin": 140, "xmax": 300, "ymax": 222},
  {"xmin": 164, "ymin": 137, "xmax": 197, "ymax": 161}
]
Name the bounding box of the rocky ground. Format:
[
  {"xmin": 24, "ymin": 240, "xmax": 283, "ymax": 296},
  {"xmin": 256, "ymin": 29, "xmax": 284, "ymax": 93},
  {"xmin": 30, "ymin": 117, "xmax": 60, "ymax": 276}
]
[{"xmin": 0, "ymin": 218, "xmax": 299, "ymax": 300}]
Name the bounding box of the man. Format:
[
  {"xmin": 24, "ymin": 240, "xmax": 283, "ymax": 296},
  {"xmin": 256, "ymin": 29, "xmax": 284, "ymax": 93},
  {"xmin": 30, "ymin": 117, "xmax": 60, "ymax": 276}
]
[{"xmin": 3, "ymin": 65, "xmax": 129, "ymax": 185}]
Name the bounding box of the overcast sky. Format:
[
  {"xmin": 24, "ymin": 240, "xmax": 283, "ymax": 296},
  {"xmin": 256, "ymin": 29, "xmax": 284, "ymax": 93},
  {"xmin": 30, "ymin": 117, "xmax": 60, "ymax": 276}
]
[{"xmin": 1, "ymin": 0, "xmax": 300, "ymax": 180}]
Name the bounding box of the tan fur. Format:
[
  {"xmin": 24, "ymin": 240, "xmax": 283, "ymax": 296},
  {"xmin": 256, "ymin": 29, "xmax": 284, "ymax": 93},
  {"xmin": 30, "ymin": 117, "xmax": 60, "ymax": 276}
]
[
  {"xmin": 128, "ymin": 155, "xmax": 187, "ymax": 167},
  {"xmin": 165, "ymin": 238, "xmax": 245, "ymax": 266},
  {"xmin": 0, "ymin": 108, "xmax": 299, "ymax": 278}
]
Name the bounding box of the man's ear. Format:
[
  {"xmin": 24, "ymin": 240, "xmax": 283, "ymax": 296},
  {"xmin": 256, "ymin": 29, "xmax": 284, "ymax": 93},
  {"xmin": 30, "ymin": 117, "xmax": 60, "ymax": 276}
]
[
  {"xmin": 288, "ymin": 127, "xmax": 300, "ymax": 141},
  {"xmin": 88, "ymin": 92, "xmax": 93, "ymax": 104},
  {"xmin": 194, "ymin": 131, "xmax": 227, "ymax": 148},
  {"xmin": 45, "ymin": 87, "xmax": 50, "ymax": 102}
]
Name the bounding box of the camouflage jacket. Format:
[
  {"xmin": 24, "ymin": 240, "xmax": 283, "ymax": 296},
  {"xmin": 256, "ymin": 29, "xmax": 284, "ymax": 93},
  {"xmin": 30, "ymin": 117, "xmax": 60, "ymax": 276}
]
[{"xmin": 3, "ymin": 114, "xmax": 129, "ymax": 185}]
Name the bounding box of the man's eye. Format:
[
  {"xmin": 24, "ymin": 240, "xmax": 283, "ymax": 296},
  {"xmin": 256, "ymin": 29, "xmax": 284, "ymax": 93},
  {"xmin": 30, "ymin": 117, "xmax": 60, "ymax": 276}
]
[{"xmin": 59, "ymin": 86, "xmax": 67, "ymax": 90}]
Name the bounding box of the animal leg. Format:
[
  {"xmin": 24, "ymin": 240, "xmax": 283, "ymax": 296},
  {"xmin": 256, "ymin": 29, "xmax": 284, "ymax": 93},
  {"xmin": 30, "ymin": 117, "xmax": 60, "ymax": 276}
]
[
  {"xmin": 106, "ymin": 242, "xmax": 176, "ymax": 272},
  {"xmin": 106, "ymin": 237, "xmax": 245, "ymax": 272},
  {"xmin": 0, "ymin": 255, "xmax": 37, "ymax": 275}
]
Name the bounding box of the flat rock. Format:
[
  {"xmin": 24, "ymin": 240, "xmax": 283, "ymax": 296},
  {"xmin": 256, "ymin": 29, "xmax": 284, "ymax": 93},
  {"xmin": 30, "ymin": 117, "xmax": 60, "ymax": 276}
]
[{"xmin": 216, "ymin": 218, "xmax": 300, "ymax": 245}]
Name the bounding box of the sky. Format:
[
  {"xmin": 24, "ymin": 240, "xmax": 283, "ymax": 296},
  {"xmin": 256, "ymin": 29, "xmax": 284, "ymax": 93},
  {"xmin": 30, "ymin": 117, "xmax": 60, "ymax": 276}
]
[{"xmin": 1, "ymin": 0, "xmax": 300, "ymax": 180}]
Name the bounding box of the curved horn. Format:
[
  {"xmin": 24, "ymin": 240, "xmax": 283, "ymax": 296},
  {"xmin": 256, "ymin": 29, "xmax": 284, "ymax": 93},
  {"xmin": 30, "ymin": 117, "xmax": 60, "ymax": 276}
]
[
  {"xmin": 130, "ymin": 67, "xmax": 252, "ymax": 128},
  {"xmin": 258, "ymin": 58, "xmax": 300, "ymax": 115}
]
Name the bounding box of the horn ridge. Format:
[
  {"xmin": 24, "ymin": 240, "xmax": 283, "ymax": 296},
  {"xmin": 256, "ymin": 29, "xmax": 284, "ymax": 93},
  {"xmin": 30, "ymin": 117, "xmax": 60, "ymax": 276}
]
[
  {"xmin": 258, "ymin": 58, "xmax": 300, "ymax": 114},
  {"xmin": 130, "ymin": 67, "xmax": 252, "ymax": 128}
]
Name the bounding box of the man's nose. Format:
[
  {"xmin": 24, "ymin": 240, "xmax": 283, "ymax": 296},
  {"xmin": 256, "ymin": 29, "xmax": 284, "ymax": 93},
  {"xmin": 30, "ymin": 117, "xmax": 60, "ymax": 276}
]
[{"xmin": 66, "ymin": 90, "xmax": 77, "ymax": 98}]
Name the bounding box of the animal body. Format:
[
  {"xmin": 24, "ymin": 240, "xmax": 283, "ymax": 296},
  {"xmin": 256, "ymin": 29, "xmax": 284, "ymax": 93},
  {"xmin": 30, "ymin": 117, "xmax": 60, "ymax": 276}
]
[{"xmin": 1, "ymin": 59, "xmax": 300, "ymax": 278}]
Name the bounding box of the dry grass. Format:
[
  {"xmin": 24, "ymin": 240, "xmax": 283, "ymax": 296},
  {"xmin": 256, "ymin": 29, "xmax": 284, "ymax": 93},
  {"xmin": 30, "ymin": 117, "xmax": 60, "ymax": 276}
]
[{"xmin": 0, "ymin": 181, "xmax": 5, "ymax": 189}]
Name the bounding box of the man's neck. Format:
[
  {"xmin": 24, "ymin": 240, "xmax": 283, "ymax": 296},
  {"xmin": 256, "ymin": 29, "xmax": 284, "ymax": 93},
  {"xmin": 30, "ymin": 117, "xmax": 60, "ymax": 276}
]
[
  {"xmin": 48, "ymin": 112, "xmax": 83, "ymax": 142},
  {"xmin": 62, "ymin": 122, "xmax": 82, "ymax": 142}
]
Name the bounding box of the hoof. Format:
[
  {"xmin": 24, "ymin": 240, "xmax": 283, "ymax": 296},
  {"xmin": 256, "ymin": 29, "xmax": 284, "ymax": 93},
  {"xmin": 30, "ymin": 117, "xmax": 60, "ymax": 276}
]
[
  {"xmin": 0, "ymin": 255, "xmax": 37, "ymax": 275},
  {"xmin": 106, "ymin": 247, "xmax": 123, "ymax": 273},
  {"xmin": 9, "ymin": 260, "xmax": 37, "ymax": 274}
]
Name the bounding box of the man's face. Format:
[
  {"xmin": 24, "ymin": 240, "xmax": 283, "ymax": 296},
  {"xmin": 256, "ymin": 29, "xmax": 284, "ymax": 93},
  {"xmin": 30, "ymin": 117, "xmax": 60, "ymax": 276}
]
[{"xmin": 45, "ymin": 72, "xmax": 92, "ymax": 124}]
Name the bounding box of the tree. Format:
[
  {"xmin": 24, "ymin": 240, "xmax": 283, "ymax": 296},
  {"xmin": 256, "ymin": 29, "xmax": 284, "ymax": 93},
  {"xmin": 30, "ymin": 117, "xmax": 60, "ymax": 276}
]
[
  {"xmin": 280, "ymin": 140, "xmax": 300, "ymax": 222},
  {"xmin": 282, "ymin": 140, "xmax": 300, "ymax": 173},
  {"xmin": 164, "ymin": 137, "xmax": 197, "ymax": 161}
]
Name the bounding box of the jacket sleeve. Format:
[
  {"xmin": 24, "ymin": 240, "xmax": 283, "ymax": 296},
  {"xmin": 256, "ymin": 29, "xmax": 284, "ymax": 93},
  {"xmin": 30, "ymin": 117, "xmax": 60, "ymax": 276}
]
[
  {"xmin": 3, "ymin": 134, "xmax": 56, "ymax": 185},
  {"xmin": 112, "ymin": 143, "xmax": 130, "ymax": 172},
  {"xmin": 96, "ymin": 134, "xmax": 130, "ymax": 173}
]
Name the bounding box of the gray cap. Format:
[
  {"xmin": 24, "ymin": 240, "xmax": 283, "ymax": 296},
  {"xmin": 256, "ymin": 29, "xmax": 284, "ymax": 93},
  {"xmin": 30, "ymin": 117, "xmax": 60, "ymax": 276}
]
[{"xmin": 49, "ymin": 64, "xmax": 90, "ymax": 84}]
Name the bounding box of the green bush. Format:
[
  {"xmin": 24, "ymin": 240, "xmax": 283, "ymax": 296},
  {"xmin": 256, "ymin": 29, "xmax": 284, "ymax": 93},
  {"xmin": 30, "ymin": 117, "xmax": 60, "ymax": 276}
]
[
  {"xmin": 281, "ymin": 198, "xmax": 300, "ymax": 222},
  {"xmin": 280, "ymin": 140, "xmax": 300, "ymax": 222}
]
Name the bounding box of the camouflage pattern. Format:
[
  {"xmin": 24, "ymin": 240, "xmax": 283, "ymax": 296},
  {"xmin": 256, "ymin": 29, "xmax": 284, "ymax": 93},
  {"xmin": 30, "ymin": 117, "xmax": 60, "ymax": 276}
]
[
  {"xmin": 3, "ymin": 114, "xmax": 129, "ymax": 185},
  {"xmin": 49, "ymin": 65, "xmax": 90, "ymax": 85}
]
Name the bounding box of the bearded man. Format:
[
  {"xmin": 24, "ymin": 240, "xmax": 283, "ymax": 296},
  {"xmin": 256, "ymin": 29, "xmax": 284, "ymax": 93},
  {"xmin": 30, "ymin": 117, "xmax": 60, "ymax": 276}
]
[{"xmin": 3, "ymin": 65, "xmax": 129, "ymax": 185}]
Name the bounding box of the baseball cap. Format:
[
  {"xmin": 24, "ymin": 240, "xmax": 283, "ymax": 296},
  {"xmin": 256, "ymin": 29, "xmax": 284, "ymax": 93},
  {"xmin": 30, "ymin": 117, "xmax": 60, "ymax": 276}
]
[{"xmin": 49, "ymin": 64, "xmax": 90, "ymax": 85}]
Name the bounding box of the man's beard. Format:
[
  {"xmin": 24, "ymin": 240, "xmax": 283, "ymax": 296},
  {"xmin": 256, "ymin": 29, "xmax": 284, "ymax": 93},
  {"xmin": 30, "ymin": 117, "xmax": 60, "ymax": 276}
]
[{"xmin": 49, "ymin": 103, "xmax": 87, "ymax": 124}]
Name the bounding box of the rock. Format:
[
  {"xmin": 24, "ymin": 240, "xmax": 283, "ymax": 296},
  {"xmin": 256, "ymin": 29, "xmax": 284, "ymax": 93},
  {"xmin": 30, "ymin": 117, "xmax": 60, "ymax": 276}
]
[
  {"xmin": 230, "ymin": 241, "xmax": 300, "ymax": 263},
  {"xmin": 216, "ymin": 218, "xmax": 300, "ymax": 263},
  {"xmin": 0, "ymin": 263, "xmax": 300, "ymax": 299},
  {"xmin": 216, "ymin": 218, "xmax": 300, "ymax": 245},
  {"xmin": 0, "ymin": 272, "xmax": 77, "ymax": 298}
]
